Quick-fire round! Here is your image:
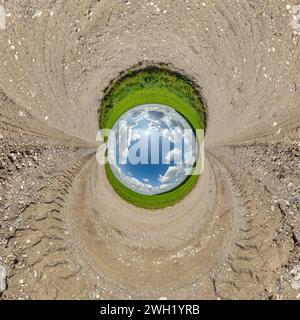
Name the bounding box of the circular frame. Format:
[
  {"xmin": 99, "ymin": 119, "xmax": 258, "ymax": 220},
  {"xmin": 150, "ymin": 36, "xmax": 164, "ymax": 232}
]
[{"xmin": 99, "ymin": 65, "xmax": 206, "ymax": 209}]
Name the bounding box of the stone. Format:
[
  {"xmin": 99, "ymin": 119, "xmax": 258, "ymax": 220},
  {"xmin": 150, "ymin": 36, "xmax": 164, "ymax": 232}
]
[
  {"xmin": 9, "ymin": 153, "xmax": 17, "ymax": 162},
  {"xmin": 288, "ymin": 82, "xmax": 296, "ymax": 93},
  {"xmin": 292, "ymin": 277, "xmax": 300, "ymax": 290},
  {"xmin": 0, "ymin": 160, "xmax": 5, "ymax": 169},
  {"xmin": 0, "ymin": 265, "xmax": 7, "ymax": 292},
  {"xmin": 292, "ymin": 196, "xmax": 299, "ymax": 205},
  {"xmin": 291, "ymin": 265, "xmax": 300, "ymax": 290}
]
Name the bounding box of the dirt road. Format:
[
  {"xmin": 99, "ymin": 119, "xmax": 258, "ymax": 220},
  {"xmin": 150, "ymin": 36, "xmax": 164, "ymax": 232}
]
[{"xmin": 0, "ymin": 0, "xmax": 299, "ymax": 299}]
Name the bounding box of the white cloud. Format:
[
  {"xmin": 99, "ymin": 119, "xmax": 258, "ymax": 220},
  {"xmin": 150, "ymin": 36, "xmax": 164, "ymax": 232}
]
[
  {"xmin": 164, "ymin": 147, "xmax": 182, "ymax": 164},
  {"xmin": 130, "ymin": 129, "xmax": 141, "ymax": 141},
  {"xmin": 162, "ymin": 128, "xmax": 174, "ymax": 142},
  {"xmin": 158, "ymin": 165, "xmax": 186, "ymax": 184}
]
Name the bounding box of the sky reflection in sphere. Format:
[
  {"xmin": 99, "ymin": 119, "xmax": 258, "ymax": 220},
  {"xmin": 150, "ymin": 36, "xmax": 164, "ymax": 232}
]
[{"xmin": 107, "ymin": 104, "xmax": 197, "ymax": 195}]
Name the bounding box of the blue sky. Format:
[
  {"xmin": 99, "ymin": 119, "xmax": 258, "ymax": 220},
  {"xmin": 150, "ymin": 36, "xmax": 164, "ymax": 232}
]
[{"xmin": 108, "ymin": 104, "xmax": 196, "ymax": 195}]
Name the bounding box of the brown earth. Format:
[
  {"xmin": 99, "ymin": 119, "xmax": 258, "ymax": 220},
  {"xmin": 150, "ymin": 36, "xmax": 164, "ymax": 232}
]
[{"xmin": 0, "ymin": 0, "xmax": 299, "ymax": 300}]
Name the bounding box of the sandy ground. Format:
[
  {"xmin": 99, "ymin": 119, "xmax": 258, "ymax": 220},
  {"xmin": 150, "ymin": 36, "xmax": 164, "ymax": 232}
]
[{"xmin": 0, "ymin": 0, "xmax": 300, "ymax": 299}]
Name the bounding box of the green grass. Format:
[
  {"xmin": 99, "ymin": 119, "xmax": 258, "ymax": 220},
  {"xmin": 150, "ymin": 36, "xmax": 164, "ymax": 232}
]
[
  {"xmin": 105, "ymin": 163, "xmax": 199, "ymax": 210},
  {"xmin": 100, "ymin": 67, "xmax": 206, "ymax": 130},
  {"xmin": 100, "ymin": 66, "xmax": 206, "ymax": 209}
]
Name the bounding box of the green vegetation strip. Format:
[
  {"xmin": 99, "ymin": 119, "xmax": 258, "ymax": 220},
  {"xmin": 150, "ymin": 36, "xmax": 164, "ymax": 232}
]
[
  {"xmin": 100, "ymin": 66, "xmax": 206, "ymax": 209},
  {"xmin": 105, "ymin": 164, "xmax": 199, "ymax": 210}
]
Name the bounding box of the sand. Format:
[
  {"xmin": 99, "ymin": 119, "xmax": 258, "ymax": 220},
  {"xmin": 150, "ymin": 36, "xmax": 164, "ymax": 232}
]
[{"xmin": 0, "ymin": 0, "xmax": 299, "ymax": 299}]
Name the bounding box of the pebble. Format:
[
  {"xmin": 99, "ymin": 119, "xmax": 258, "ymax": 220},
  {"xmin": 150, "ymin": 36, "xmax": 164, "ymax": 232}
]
[
  {"xmin": 0, "ymin": 160, "xmax": 5, "ymax": 169},
  {"xmin": 0, "ymin": 265, "xmax": 7, "ymax": 292},
  {"xmin": 291, "ymin": 265, "xmax": 300, "ymax": 290},
  {"xmin": 9, "ymin": 153, "xmax": 17, "ymax": 162},
  {"xmin": 292, "ymin": 196, "xmax": 299, "ymax": 205},
  {"xmin": 288, "ymin": 82, "xmax": 296, "ymax": 93},
  {"xmin": 32, "ymin": 10, "xmax": 43, "ymax": 19}
]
